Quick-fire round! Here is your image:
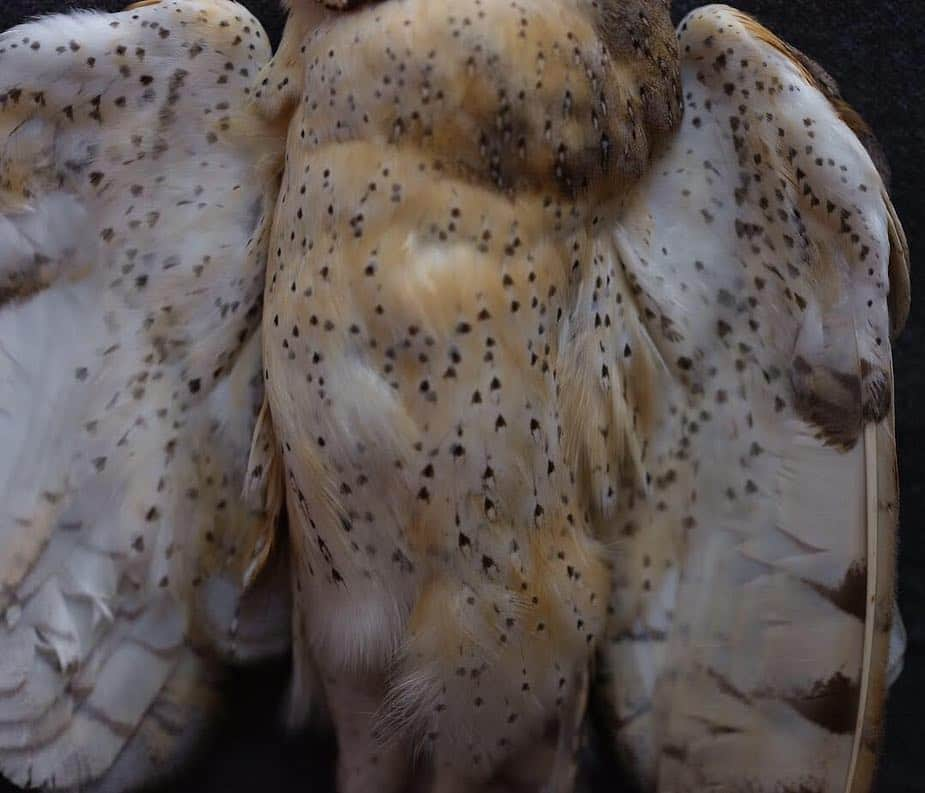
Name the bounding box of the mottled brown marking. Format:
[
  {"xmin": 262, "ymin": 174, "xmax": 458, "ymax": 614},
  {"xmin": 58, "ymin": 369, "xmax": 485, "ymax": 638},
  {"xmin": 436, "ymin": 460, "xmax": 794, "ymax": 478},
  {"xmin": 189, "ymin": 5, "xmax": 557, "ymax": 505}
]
[
  {"xmin": 787, "ymin": 672, "xmax": 860, "ymax": 735},
  {"xmin": 860, "ymin": 360, "xmax": 892, "ymax": 423},
  {"xmin": 810, "ymin": 563, "xmax": 868, "ymax": 621},
  {"xmin": 790, "ymin": 355, "xmax": 862, "ymax": 449},
  {"xmin": 592, "ymin": 0, "xmax": 681, "ymax": 145},
  {"xmin": 0, "ymin": 270, "xmax": 50, "ymax": 307}
]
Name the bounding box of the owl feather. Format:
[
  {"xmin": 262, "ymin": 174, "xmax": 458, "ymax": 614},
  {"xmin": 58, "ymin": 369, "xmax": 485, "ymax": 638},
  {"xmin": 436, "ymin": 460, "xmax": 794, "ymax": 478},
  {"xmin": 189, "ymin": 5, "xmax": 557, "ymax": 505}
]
[{"xmin": 0, "ymin": 2, "xmax": 288, "ymax": 789}]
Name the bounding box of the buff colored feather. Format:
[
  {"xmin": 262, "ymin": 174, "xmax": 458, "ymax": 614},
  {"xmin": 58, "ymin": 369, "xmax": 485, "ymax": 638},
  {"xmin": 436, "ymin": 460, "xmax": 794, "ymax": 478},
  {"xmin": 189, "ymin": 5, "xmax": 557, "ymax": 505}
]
[
  {"xmin": 258, "ymin": 0, "xmax": 681, "ymax": 790},
  {"xmin": 259, "ymin": 1, "xmax": 905, "ymax": 791}
]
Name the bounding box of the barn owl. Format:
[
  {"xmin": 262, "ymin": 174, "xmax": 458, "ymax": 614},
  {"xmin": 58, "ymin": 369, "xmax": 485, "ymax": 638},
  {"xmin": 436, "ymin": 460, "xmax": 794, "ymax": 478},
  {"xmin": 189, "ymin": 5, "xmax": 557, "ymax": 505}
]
[
  {"xmin": 256, "ymin": 1, "xmax": 910, "ymax": 792},
  {"xmin": 0, "ymin": 2, "xmax": 910, "ymax": 793}
]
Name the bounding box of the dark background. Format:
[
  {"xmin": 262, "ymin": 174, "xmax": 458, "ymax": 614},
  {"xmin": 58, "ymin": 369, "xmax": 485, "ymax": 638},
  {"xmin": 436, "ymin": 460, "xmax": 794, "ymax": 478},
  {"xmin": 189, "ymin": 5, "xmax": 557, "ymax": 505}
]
[{"xmin": 0, "ymin": 1, "xmax": 921, "ymax": 791}]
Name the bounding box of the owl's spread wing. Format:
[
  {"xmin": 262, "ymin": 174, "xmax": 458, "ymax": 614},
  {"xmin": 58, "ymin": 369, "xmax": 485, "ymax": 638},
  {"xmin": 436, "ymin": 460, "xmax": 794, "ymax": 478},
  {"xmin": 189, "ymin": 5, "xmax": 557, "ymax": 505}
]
[
  {"xmin": 597, "ymin": 6, "xmax": 908, "ymax": 792},
  {"xmin": 0, "ymin": 2, "xmax": 286, "ymax": 789}
]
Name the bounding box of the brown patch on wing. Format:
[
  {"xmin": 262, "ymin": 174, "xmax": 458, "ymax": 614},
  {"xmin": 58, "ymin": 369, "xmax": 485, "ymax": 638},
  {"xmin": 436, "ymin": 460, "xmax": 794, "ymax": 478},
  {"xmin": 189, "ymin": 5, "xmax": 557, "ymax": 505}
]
[
  {"xmin": 0, "ymin": 270, "xmax": 50, "ymax": 308},
  {"xmin": 787, "ymin": 672, "xmax": 860, "ymax": 735},
  {"xmin": 789, "ymin": 356, "xmax": 891, "ymax": 443},
  {"xmin": 808, "ymin": 563, "xmax": 868, "ymax": 621},
  {"xmin": 790, "ymin": 355, "xmax": 862, "ymax": 450},
  {"xmin": 860, "ymin": 360, "xmax": 892, "ymax": 424},
  {"xmin": 592, "ymin": 0, "xmax": 682, "ymax": 153}
]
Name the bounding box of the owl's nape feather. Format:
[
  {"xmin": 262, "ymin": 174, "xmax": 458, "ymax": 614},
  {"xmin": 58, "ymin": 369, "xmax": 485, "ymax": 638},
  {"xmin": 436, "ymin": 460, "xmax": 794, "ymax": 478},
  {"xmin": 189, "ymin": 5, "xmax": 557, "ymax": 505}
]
[
  {"xmin": 596, "ymin": 5, "xmax": 908, "ymax": 793},
  {"xmin": 0, "ymin": 1, "xmax": 287, "ymax": 790}
]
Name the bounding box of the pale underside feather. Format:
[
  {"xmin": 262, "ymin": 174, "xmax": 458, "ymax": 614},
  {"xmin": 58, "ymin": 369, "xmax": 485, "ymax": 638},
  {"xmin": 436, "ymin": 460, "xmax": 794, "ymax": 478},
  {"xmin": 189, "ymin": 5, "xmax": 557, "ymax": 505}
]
[
  {"xmin": 597, "ymin": 6, "xmax": 906, "ymax": 793},
  {"xmin": 0, "ymin": 2, "xmax": 287, "ymax": 790}
]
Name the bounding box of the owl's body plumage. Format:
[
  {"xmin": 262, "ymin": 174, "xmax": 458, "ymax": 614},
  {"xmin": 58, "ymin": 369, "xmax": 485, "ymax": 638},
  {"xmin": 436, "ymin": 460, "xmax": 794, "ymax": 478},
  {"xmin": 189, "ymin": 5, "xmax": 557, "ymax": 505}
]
[
  {"xmin": 259, "ymin": 1, "xmax": 908, "ymax": 792},
  {"xmin": 0, "ymin": 0, "xmax": 910, "ymax": 791},
  {"xmin": 258, "ymin": 0, "xmax": 681, "ymax": 788}
]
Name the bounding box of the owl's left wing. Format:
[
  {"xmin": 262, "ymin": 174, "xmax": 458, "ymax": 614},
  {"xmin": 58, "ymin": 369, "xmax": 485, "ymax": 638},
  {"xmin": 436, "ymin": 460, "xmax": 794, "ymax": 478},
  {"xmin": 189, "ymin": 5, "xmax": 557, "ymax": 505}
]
[
  {"xmin": 0, "ymin": 2, "xmax": 287, "ymax": 790},
  {"xmin": 595, "ymin": 6, "xmax": 909, "ymax": 792}
]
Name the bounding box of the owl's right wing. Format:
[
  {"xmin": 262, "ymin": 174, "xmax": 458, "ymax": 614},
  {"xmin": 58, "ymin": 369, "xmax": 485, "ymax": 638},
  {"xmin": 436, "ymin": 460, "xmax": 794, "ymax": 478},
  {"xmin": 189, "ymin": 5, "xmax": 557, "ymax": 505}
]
[
  {"xmin": 593, "ymin": 6, "xmax": 909, "ymax": 793},
  {"xmin": 0, "ymin": 2, "xmax": 287, "ymax": 790}
]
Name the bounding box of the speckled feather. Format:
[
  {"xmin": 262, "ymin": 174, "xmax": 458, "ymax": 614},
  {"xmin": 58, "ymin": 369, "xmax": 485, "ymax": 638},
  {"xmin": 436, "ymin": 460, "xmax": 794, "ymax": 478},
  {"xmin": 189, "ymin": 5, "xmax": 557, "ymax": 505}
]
[
  {"xmin": 0, "ymin": 2, "xmax": 288, "ymax": 790},
  {"xmin": 257, "ymin": 1, "xmax": 908, "ymax": 791},
  {"xmin": 0, "ymin": 0, "xmax": 910, "ymax": 790},
  {"xmin": 594, "ymin": 7, "xmax": 909, "ymax": 793},
  {"xmin": 257, "ymin": 0, "xmax": 680, "ymax": 789}
]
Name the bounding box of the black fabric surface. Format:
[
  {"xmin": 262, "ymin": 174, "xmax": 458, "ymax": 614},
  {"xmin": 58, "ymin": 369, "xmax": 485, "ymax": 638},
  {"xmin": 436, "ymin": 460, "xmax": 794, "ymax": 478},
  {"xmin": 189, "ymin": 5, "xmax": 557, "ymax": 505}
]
[{"xmin": 0, "ymin": 1, "xmax": 921, "ymax": 791}]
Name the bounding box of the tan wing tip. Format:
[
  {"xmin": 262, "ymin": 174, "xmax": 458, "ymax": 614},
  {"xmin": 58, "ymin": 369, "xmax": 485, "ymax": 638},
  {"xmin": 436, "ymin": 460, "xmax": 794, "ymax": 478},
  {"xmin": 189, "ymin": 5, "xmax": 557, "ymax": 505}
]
[{"xmin": 124, "ymin": 0, "xmax": 162, "ymax": 9}]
